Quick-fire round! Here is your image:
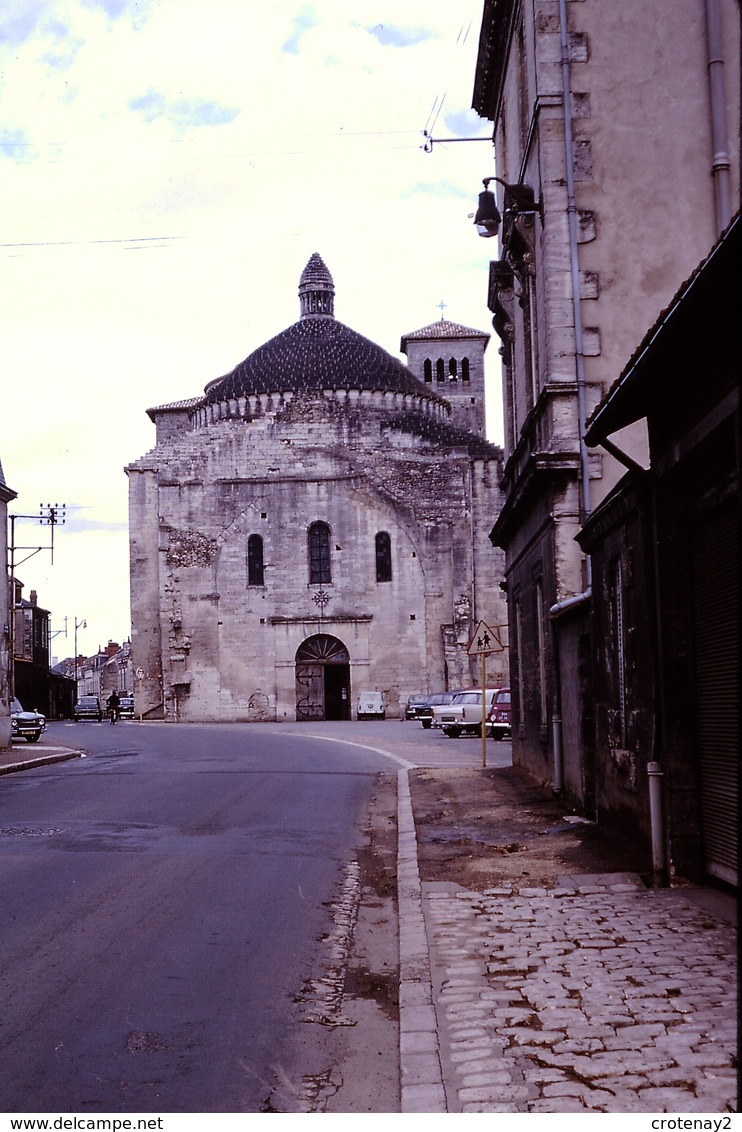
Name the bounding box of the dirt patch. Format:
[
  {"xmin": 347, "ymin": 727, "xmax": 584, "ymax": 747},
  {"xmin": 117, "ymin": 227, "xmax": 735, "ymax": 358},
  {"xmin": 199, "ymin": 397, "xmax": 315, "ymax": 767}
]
[
  {"xmin": 268, "ymin": 772, "xmax": 400, "ymax": 1113},
  {"xmin": 409, "ymin": 764, "xmax": 649, "ymax": 890}
]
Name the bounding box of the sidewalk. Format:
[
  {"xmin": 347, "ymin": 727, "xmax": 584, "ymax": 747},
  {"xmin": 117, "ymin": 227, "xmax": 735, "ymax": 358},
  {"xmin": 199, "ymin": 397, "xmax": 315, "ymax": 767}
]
[
  {"xmin": 398, "ymin": 761, "xmax": 738, "ymax": 1114},
  {"xmin": 0, "ymin": 739, "xmax": 81, "ymax": 776}
]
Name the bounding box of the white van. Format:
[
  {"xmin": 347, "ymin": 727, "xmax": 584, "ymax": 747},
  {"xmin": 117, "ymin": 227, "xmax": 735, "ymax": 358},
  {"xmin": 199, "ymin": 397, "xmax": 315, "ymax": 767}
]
[{"xmin": 357, "ymin": 691, "xmax": 385, "ymax": 720}]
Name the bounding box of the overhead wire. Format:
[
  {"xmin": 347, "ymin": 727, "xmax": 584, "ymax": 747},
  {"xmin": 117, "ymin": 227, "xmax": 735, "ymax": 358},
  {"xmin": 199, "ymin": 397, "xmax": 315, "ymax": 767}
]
[{"xmin": 423, "ymin": 5, "xmax": 477, "ymax": 138}]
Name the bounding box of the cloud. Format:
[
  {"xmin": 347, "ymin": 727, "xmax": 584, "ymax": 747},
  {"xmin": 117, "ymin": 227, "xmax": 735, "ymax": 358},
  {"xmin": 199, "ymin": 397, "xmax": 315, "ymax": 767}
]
[
  {"xmin": 81, "ymin": 0, "xmax": 139, "ymax": 19},
  {"xmin": 41, "ymin": 19, "xmax": 84, "ymax": 70},
  {"xmin": 129, "ymin": 89, "xmax": 239, "ymax": 129},
  {"xmin": 367, "ymin": 23, "xmax": 435, "ymax": 48},
  {"xmin": 65, "ymin": 516, "xmax": 129, "ymax": 534},
  {"xmin": 444, "ymin": 107, "xmax": 490, "ymax": 140},
  {"xmin": 0, "ymin": 2, "xmax": 48, "ymax": 47},
  {"xmin": 0, "ymin": 126, "xmax": 31, "ymax": 161},
  {"xmin": 282, "ymin": 5, "xmax": 319, "ymax": 55}
]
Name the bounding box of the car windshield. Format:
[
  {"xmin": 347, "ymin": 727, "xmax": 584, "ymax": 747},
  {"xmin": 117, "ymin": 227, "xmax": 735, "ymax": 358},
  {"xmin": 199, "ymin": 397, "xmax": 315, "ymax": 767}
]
[
  {"xmin": 11, "ymin": 698, "xmax": 23, "ymax": 713},
  {"xmin": 453, "ymin": 692, "xmax": 481, "ymax": 704},
  {"xmin": 79, "ymin": 697, "xmax": 98, "ymax": 704},
  {"xmin": 496, "ymin": 691, "xmax": 511, "ymax": 703}
]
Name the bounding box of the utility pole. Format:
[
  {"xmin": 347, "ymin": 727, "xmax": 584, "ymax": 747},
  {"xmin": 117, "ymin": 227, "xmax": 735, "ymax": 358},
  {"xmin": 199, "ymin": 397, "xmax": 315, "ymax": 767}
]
[{"xmin": 8, "ymin": 504, "xmax": 65, "ymax": 699}]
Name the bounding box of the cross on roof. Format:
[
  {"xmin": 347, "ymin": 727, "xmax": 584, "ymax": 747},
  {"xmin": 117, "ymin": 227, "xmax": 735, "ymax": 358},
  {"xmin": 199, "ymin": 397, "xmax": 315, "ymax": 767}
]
[{"xmin": 437, "ymin": 299, "xmax": 447, "ymax": 318}]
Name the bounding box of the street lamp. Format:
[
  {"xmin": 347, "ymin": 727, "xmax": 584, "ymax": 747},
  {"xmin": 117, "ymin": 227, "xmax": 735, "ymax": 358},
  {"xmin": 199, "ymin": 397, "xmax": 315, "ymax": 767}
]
[
  {"xmin": 73, "ymin": 617, "xmax": 86, "ymax": 700},
  {"xmin": 473, "ymin": 176, "xmax": 542, "ymax": 238}
]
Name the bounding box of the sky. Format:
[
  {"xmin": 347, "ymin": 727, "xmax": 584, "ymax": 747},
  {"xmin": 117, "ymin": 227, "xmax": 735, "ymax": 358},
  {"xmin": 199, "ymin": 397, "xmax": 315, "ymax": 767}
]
[{"xmin": 1, "ymin": 0, "xmax": 502, "ymax": 663}]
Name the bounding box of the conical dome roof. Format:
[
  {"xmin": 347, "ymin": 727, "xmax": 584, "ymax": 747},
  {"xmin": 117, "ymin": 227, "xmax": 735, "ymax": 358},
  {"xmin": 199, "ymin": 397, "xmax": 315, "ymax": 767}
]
[{"xmin": 202, "ymin": 255, "xmax": 444, "ymax": 406}]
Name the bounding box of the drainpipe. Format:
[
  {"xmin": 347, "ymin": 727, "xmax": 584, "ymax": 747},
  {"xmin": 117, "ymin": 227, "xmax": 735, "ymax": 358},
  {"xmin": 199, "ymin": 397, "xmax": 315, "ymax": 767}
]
[
  {"xmin": 647, "ymin": 761, "xmax": 667, "ymax": 886},
  {"xmin": 547, "ymin": 0, "xmax": 594, "ymax": 800},
  {"xmin": 704, "ymin": 0, "xmax": 733, "ymax": 235},
  {"xmin": 558, "ymin": 0, "xmax": 593, "ymax": 555}
]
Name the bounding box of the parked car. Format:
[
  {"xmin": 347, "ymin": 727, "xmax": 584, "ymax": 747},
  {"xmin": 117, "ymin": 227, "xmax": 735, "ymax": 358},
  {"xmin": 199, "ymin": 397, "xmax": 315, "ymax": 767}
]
[
  {"xmin": 418, "ymin": 691, "xmax": 460, "ymax": 729},
  {"xmin": 74, "ymin": 695, "xmax": 103, "ymax": 722},
  {"xmin": 433, "ymin": 688, "xmax": 502, "ymax": 737},
  {"xmin": 404, "ymin": 693, "xmax": 429, "ymax": 720},
  {"xmin": 487, "ymin": 687, "xmax": 512, "ymax": 739},
  {"xmin": 357, "ymin": 691, "xmax": 385, "ymax": 720},
  {"xmin": 10, "ymin": 698, "xmax": 45, "ymax": 743},
  {"xmin": 118, "ymin": 694, "xmax": 135, "ymax": 719}
]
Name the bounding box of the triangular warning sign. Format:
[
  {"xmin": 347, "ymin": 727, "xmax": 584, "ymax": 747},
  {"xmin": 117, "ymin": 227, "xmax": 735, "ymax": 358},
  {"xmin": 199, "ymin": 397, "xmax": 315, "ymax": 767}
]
[{"xmin": 467, "ymin": 620, "xmax": 505, "ymax": 656}]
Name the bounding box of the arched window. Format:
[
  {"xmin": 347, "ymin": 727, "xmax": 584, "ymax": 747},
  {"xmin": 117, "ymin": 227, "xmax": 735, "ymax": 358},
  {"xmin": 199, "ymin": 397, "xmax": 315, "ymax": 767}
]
[
  {"xmin": 375, "ymin": 532, "xmax": 392, "ymax": 583},
  {"xmin": 308, "ymin": 521, "xmax": 331, "ymax": 584},
  {"xmin": 436, "ymin": 357, "xmax": 445, "ymax": 382},
  {"xmin": 448, "ymin": 357, "xmax": 457, "ymax": 381},
  {"xmin": 423, "ymin": 358, "xmax": 432, "ymax": 383},
  {"xmin": 461, "ymin": 356, "xmax": 470, "ymax": 382},
  {"xmin": 247, "ymin": 534, "xmax": 264, "ymax": 586}
]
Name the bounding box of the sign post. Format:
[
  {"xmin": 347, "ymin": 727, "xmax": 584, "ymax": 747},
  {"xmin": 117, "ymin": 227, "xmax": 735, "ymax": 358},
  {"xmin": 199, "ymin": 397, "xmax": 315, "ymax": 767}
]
[{"xmin": 467, "ymin": 621, "xmax": 506, "ymax": 768}]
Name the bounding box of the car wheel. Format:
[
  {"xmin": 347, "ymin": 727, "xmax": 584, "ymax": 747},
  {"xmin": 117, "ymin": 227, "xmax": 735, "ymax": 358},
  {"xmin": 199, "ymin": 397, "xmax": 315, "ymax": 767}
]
[
  {"xmin": 26, "ymin": 734, "xmax": 41, "ymax": 743},
  {"xmin": 442, "ymin": 727, "xmax": 460, "ymax": 738},
  {"xmin": 421, "ymin": 720, "xmax": 432, "ymax": 729}
]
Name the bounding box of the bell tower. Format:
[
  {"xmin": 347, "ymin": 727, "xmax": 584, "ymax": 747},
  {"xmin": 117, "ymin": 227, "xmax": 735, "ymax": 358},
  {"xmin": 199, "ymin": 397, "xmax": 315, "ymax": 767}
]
[{"xmin": 400, "ymin": 318, "xmax": 490, "ymax": 437}]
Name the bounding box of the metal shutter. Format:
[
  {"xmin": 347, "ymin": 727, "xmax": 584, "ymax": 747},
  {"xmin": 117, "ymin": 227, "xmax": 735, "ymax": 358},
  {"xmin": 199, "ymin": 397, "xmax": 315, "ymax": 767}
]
[{"xmin": 689, "ymin": 503, "xmax": 738, "ymax": 886}]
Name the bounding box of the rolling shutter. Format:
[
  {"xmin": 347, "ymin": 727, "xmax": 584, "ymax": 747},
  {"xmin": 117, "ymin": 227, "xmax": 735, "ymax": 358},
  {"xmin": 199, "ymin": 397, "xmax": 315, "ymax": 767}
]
[{"xmin": 689, "ymin": 503, "xmax": 738, "ymax": 886}]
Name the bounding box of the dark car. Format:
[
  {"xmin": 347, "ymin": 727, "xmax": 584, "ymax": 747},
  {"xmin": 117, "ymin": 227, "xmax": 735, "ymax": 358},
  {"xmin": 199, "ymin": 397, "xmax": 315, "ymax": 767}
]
[
  {"xmin": 74, "ymin": 695, "xmax": 103, "ymax": 722},
  {"xmin": 404, "ymin": 693, "xmax": 429, "ymax": 720},
  {"xmin": 487, "ymin": 687, "xmax": 512, "ymax": 739},
  {"xmin": 417, "ymin": 691, "xmax": 461, "ymax": 729},
  {"xmin": 118, "ymin": 694, "xmax": 135, "ymax": 719},
  {"xmin": 10, "ymin": 698, "xmax": 45, "ymax": 743}
]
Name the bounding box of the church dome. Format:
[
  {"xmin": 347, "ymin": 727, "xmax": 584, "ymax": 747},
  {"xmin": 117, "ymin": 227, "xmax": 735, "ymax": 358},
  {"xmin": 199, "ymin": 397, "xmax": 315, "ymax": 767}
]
[{"xmin": 202, "ymin": 254, "xmax": 444, "ymax": 406}]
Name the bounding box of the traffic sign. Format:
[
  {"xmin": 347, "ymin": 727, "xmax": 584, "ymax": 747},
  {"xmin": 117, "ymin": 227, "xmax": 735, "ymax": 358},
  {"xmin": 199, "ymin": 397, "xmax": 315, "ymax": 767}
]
[{"xmin": 467, "ymin": 620, "xmax": 505, "ymax": 657}]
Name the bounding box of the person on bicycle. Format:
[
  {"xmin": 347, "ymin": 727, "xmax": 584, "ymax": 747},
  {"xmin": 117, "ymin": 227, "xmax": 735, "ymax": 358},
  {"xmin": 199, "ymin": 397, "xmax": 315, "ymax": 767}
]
[{"xmin": 106, "ymin": 690, "xmax": 121, "ymax": 724}]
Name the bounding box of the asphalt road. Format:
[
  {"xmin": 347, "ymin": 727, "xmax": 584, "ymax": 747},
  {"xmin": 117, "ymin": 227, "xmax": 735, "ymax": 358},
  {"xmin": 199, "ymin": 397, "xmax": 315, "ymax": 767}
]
[{"xmin": 0, "ymin": 721, "xmax": 403, "ymax": 1113}]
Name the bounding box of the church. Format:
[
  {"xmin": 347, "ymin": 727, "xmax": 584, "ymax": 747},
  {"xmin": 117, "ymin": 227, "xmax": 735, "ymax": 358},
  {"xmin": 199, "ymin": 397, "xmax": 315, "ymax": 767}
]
[{"xmin": 126, "ymin": 254, "xmax": 507, "ymax": 722}]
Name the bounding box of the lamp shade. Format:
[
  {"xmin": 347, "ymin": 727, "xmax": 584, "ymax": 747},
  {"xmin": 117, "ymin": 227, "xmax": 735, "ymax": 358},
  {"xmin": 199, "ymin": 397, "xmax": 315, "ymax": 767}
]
[{"xmin": 474, "ymin": 188, "xmax": 501, "ymax": 238}]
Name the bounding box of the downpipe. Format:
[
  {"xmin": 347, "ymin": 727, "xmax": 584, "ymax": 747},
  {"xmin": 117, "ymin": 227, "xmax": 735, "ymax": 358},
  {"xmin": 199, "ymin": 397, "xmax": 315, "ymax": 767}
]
[{"xmin": 647, "ymin": 761, "xmax": 668, "ymax": 887}]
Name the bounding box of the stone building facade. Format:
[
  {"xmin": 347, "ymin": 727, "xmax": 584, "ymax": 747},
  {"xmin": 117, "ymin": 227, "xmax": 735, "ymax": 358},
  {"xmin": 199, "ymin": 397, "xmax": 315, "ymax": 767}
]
[
  {"xmin": 127, "ymin": 255, "xmax": 507, "ymax": 722},
  {"xmin": 472, "ymin": 0, "xmax": 739, "ymax": 789}
]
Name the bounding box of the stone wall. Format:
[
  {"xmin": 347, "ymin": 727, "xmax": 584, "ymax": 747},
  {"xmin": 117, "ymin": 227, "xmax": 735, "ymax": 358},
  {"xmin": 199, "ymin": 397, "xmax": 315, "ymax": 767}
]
[{"xmin": 128, "ymin": 395, "xmax": 507, "ymax": 721}]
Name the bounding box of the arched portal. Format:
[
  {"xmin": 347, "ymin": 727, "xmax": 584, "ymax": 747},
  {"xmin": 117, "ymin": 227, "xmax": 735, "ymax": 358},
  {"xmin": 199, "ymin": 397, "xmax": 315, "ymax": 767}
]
[{"xmin": 295, "ymin": 634, "xmax": 351, "ymax": 721}]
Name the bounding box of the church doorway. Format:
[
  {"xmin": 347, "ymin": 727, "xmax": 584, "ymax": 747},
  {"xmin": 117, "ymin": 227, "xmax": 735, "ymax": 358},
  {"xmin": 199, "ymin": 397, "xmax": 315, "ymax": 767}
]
[{"xmin": 295, "ymin": 634, "xmax": 351, "ymax": 721}]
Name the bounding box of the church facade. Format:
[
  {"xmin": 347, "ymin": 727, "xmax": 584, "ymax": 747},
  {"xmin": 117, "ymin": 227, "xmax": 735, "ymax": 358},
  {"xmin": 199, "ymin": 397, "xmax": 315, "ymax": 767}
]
[{"xmin": 127, "ymin": 255, "xmax": 507, "ymax": 722}]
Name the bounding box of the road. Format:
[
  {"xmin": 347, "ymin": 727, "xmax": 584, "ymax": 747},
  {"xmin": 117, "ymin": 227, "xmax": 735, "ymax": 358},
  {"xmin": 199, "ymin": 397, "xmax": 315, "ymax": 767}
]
[{"xmin": 0, "ymin": 720, "xmax": 422, "ymax": 1113}]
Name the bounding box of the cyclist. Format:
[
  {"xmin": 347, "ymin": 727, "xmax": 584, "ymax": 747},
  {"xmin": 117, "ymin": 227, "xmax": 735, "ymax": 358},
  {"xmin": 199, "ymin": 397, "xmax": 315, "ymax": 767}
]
[{"xmin": 106, "ymin": 690, "xmax": 121, "ymax": 725}]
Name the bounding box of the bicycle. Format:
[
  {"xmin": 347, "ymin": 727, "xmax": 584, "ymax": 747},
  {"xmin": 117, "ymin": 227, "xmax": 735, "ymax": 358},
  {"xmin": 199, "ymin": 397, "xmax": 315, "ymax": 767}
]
[{"xmin": 108, "ymin": 706, "xmax": 118, "ymax": 725}]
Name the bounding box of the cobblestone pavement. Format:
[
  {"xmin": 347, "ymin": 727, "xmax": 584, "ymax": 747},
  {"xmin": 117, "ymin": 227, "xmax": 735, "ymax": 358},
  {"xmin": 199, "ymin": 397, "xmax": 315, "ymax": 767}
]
[{"xmin": 424, "ymin": 875, "xmax": 737, "ymax": 1113}]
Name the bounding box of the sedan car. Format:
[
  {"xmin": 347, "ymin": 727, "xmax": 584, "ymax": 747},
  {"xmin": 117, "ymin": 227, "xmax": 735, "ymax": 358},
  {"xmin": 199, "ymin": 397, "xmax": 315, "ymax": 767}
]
[
  {"xmin": 73, "ymin": 695, "xmax": 103, "ymax": 722},
  {"xmin": 434, "ymin": 688, "xmax": 501, "ymax": 738},
  {"xmin": 417, "ymin": 691, "xmax": 461, "ymax": 729},
  {"xmin": 118, "ymin": 694, "xmax": 135, "ymax": 719},
  {"xmin": 487, "ymin": 687, "xmax": 512, "ymax": 739},
  {"xmin": 404, "ymin": 693, "xmax": 429, "ymax": 720},
  {"xmin": 10, "ymin": 698, "xmax": 45, "ymax": 743}
]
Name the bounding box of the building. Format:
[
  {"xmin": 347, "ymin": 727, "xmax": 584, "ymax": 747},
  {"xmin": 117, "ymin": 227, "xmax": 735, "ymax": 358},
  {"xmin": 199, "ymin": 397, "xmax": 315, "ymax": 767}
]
[
  {"xmin": 471, "ymin": 0, "xmax": 739, "ymax": 881},
  {"xmin": 127, "ymin": 255, "xmax": 507, "ymax": 722},
  {"xmin": 581, "ymin": 217, "xmax": 739, "ymax": 886},
  {"xmin": 0, "ymin": 458, "xmax": 18, "ymax": 747},
  {"xmin": 99, "ymin": 639, "xmax": 135, "ymax": 700},
  {"xmin": 12, "ymin": 581, "xmax": 51, "ymax": 715}
]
